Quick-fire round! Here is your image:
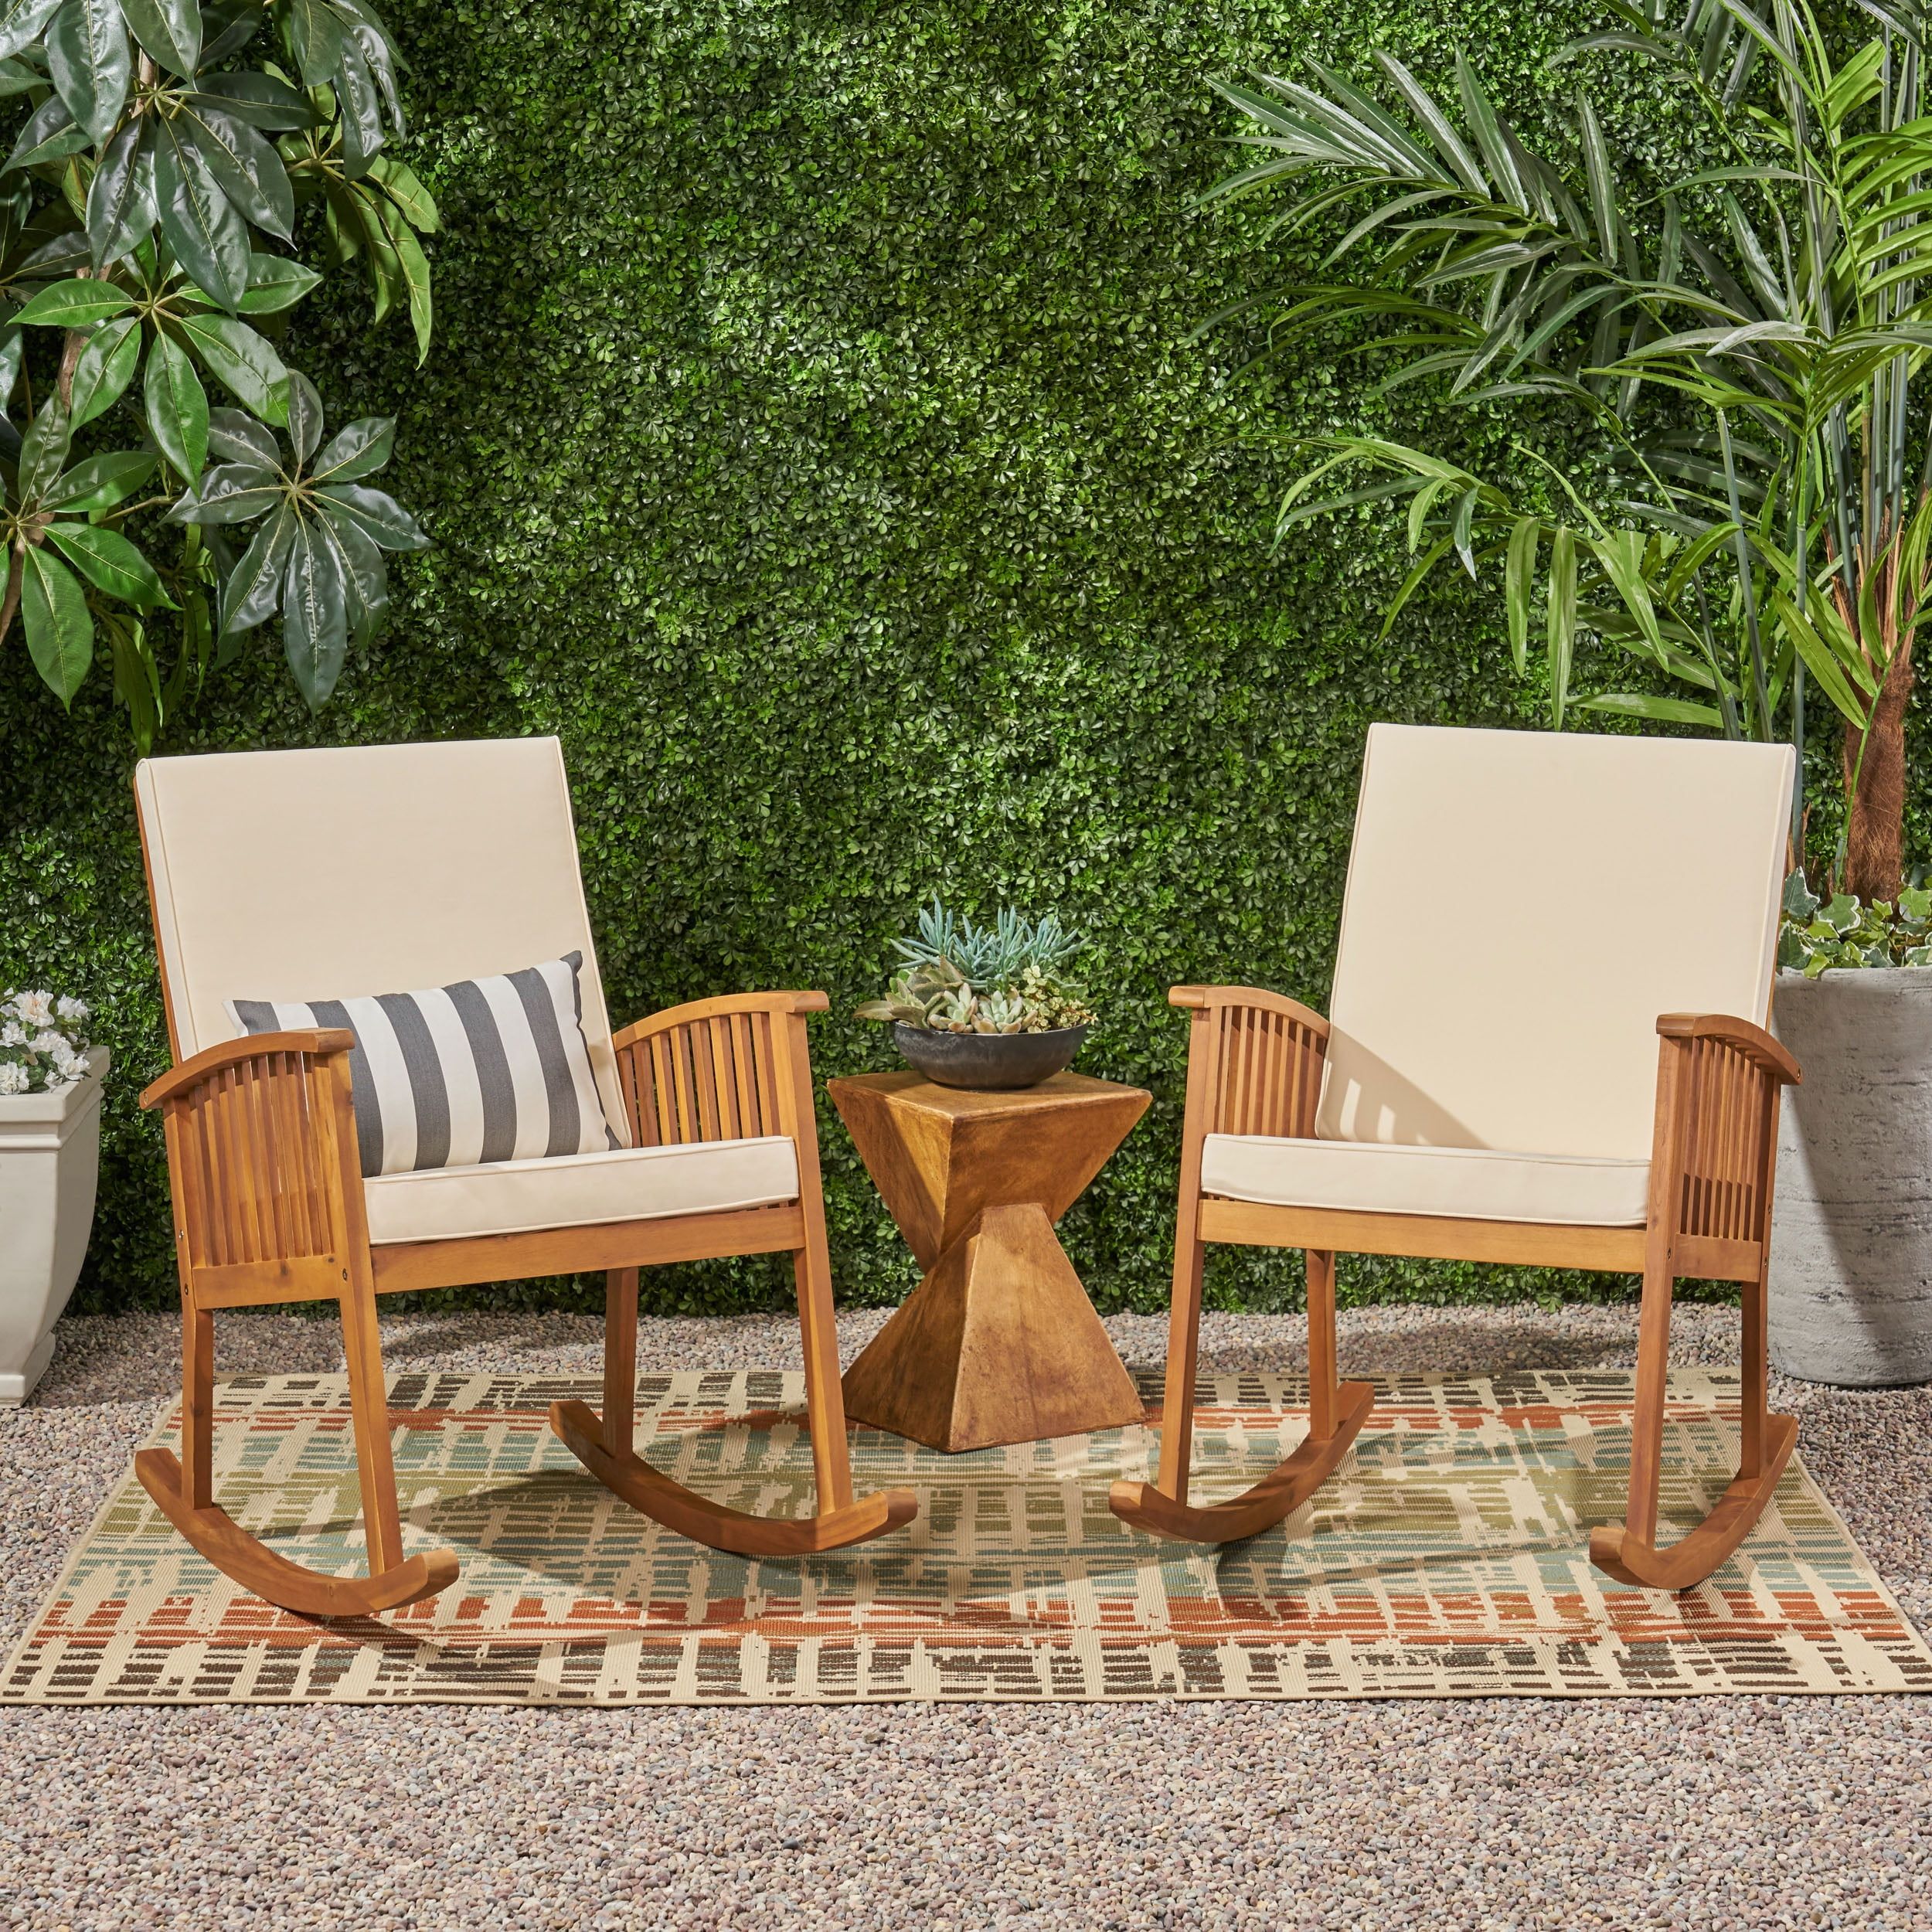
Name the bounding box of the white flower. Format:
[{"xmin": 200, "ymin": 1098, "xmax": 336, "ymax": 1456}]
[
  {"xmin": 0, "ymin": 1063, "xmax": 29, "ymax": 1097},
  {"xmin": 54, "ymin": 995, "xmax": 87, "ymax": 1023},
  {"xmin": 12, "ymin": 992, "xmax": 53, "ymax": 1028},
  {"xmin": 31, "ymin": 1029, "xmax": 66, "ymax": 1059},
  {"xmin": 0, "ymin": 1022, "xmax": 22, "ymax": 1048},
  {"xmin": 46, "ymin": 1039, "xmax": 83, "ymax": 1079}
]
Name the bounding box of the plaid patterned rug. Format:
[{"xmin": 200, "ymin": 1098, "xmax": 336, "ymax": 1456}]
[{"xmin": 5, "ymin": 1367, "xmax": 1927, "ymax": 1704}]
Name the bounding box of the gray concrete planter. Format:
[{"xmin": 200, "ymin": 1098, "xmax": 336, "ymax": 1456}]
[{"xmin": 1770, "ymin": 968, "xmax": 1932, "ymax": 1386}]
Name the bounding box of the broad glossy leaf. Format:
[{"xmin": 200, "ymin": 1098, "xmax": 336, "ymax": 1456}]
[
  {"xmin": 311, "ymin": 413, "xmax": 390, "ymax": 481},
  {"xmin": 345, "ymin": 182, "xmax": 403, "ymax": 322},
  {"xmin": 46, "ymin": 519, "xmax": 170, "ymax": 604},
  {"xmin": 1576, "ymin": 692, "xmax": 1726, "ymax": 727},
  {"xmin": 86, "ymin": 119, "xmax": 155, "ymax": 267},
  {"xmin": 366, "ymin": 153, "xmax": 435, "ymax": 232},
  {"xmin": 274, "ymin": 0, "xmax": 344, "ymax": 85},
  {"xmin": 281, "ymin": 512, "xmax": 347, "ymax": 709},
  {"xmin": 46, "ymin": 0, "xmax": 131, "ymax": 145},
  {"xmin": 217, "ymin": 497, "xmax": 293, "ymax": 632},
  {"xmin": 0, "ymin": 53, "xmax": 36, "ymax": 95},
  {"xmin": 335, "ymin": 37, "xmax": 383, "ymax": 175},
  {"xmin": 145, "ymin": 327, "xmax": 208, "ymax": 478},
  {"xmin": 46, "ymin": 447, "xmax": 155, "ymax": 509},
  {"xmin": 19, "ymin": 543, "xmax": 93, "ymax": 702},
  {"xmin": 383, "ymin": 204, "xmax": 430, "ymax": 362},
  {"xmin": 3, "ymin": 94, "xmax": 87, "ymax": 175},
  {"xmin": 153, "ymin": 120, "xmax": 249, "ymax": 309},
  {"xmin": 66, "ymin": 314, "xmax": 139, "ymax": 427},
  {"xmin": 120, "ymin": 0, "xmax": 199, "ymax": 73},
  {"xmin": 206, "ymin": 404, "xmax": 278, "ymax": 466},
  {"xmin": 313, "ymin": 492, "xmax": 386, "ymax": 641},
  {"xmin": 172, "ymin": 311, "xmax": 287, "ymax": 419},
  {"xmin": 190, "ymin": 71, "xmax": 315, "ymax": 129},
  {"xmin": 236, "ymin": 250, "xmax": 319, "ymax": 312},
  {"xmin": 0, "ymin": 326, "xmax": 21, "ymax": 413},
  {"xmin": 16, "ymin": 400, "xmax": 72, "ymax": 504},
  {"xmin": 0, "ymin": 0, "xmax": 62, "ymax": 63},
  {"xmin": 182, "ymin": 103, "xmax": 293, "ymax": 240},
  {"xmin": 333, "ymin": 0, "xmax": 401, "ymax": 131},
  {"xmin": 168, "ymin": 458, "xmax": 279, "ymax": 522},
  {"xmin": 16, "ymin": 228, "xmax": 94, "ymax": 278},
  {"xmin": 314, "ymin": 479, "xmax": 425, "ymax": 549},
  {"xmin": 10, "ymin": 277, "xmax": 134, "ymax": 328},
  {"xmin": 284, "ymin": 367, "xmax": 321, "ymax": 461},
  {"xmin": 196, "ymin": 0, "xmax": 258, "ymax": 66}
]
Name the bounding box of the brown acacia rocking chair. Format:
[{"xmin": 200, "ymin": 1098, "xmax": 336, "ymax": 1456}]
[
  {"xmin": 1114, "ymin": 724, "xmax": 1801, "ymax": 1591},
  {"xmin": 134, "ymin": 737, "xmax": 916, "ymax": 1618}
]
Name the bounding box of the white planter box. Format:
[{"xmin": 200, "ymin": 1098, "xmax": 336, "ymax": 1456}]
[{"xmin": 0, "ymin": 1046, "xmax": 108, "ymax": 1404}]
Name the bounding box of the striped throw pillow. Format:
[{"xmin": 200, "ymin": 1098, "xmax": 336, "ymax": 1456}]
[{"xmin": 226, "ymin": 952, "xmax": 620, "ymax": 1179}]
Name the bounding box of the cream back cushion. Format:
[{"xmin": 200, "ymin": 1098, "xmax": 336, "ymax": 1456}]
[
  {"xmin": 135, "ymin": 737, "xmax": 630, "ymax": 1145},
  {"xmin": 1315, "ymin": 725, "xmax": 1793, "ymax": 1162}
]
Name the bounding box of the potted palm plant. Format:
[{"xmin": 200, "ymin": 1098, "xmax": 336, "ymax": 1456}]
[
  {"xmin": 855, "ymin": 899, "xmax": 1096, "ymax": 1090},
  {"xmin": 1194, "ymin": 0, "xmax": 1932, "ymax": 1379},
  {"xmin": 0, "ymin": 989, "xmax": 106, "ymax": 1402}
]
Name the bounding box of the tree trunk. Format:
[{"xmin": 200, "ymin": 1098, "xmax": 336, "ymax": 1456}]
[{"xmin": 1842, "ymin": 638, "xmax": 1915, "ymax": 902}]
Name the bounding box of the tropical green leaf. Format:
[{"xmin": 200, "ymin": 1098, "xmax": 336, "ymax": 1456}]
[
  {"xmin": 153, "ymin": 118, "xmax": 250, "ymax": 309},
  {"xmin": 46, "ymin": 519, "xmax": 171, "ymax": 604},
  {"xmin": 0, "ymin": 0, "xmax": 63, "ymax": 63},
  {"xmin": 10, "ymin": 277, "xmax": 134, "ymax": 328},
  {"xmin": 46, "ymin": 0, "xmax": 131, "ymax": 145},
  {"xmin": 1576, "ymin": 692, "xmax": 1727, "ymax": 726},
  {"xmin": 16, "ymin": 400, "xmax": 72, "ymax": 504},
  {"xmin": 206, "ymin": 403, "xmax": 278, "ymax": 467},
  {"xmin": 118, "ymin": 0, "xmax": 199, "ymax": 73},
  {"xmin": 168, "ymin": 459, "xmax": 281, "ymax": 522},
  {"xmin": 85, "ymin": 118, "xmax": 155, "ymax": 267},
  {"xmin": 314, "ymin": 479, "xmax": 426, "ymax": 549},
  {"xmin": 1504, "ymin": 514, "xmax": 1538, "ymax": 673},
  {"xmin": 312, "ymin": 492, "xmax": 386, "ymax": 641},
  {"xmin": 366, "ymin": 152, "xmax": 436, "ymax": 231},
  {"xmin": 181, "ymin": 103, "xmax": 294, "ymax": 240},
  {"xmin": 46, "ymin": 447, "xmax": 154, "ymax": 509},
  {"xmin": 274, "ymin": 0, "xmax": 344, "ymax": 84},
  {"xmin": 1545, "ymin": 522, "xmax": 1577, "ymax": 729},
  {"xmin": 311, "ymin": 413, "xmax": 391, "ymax": 481},
  {"xmin": 191, "ymin": 70, "xmax": 315, "ymax": 130},
  {"xmin": 216, "ymin": 498, "xmax": 293, "ymax": 632},
  {"xmin": 19, "ymin": 543, "xmax": 93, "ymax": 702},
  {"xmin": 4, "ymin": 94, "xmax": 87, "ymax": 174},
  {"xmin": 281, "ymin": 512, "xmax": 348, "ymax": 709},
  {"xmin": 172, "ymin": 310, "xmax": 288, "ymax": 418},
  {"xmin": 145, "ymin": 327, "xmax": 209, "ymax": 479},
  {"xmin": 236, "ymin": 250, "xmax": 320, "ymax": 313}
]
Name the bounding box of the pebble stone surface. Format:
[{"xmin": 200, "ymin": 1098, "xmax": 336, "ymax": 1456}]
[{"xmin": 2, "ymin": 1301, "xmax": 1929, "ymax": 1932}]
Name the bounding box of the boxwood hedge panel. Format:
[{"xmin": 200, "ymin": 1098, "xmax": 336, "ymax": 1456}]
[{"xmin": 4, "ymin": 0, "xmax": 1917, "ymax": 1315}]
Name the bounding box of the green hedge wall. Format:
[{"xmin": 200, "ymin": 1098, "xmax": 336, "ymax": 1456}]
[{"xmin": 3, "ymin": 0, "xmax": 1919, "ymax": 1317}]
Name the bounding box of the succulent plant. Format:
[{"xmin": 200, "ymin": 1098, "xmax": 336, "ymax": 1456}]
[{"xmin": 855, "ymin": 897, "xmax": 1096, "ymax": 1035}]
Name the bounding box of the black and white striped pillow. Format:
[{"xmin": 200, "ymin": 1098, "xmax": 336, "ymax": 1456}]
[{"xmin": 226, "ymin": 952, "xmax": 620, "ymax": 1179}]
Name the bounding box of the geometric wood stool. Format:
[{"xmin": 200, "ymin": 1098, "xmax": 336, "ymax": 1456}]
[{"xmin": 831, "ymin": 1070, "xmax": 1150, "ymax": 1452}]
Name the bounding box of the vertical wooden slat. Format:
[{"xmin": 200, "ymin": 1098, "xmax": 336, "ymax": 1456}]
[
  {"xmin": 751, "ymin": 1012, "xmax": 780, "ymax": 1134},
  {"xmin": 730, "ymin": 1013, "xmax": 760, "ymax": 1135},
  {"xmin": 621, "ymin": 1043, "xmax": 655, "ymax": 1147},
  {"xmin": 709, "ymin": 1018, "xmax": 740, "ymax": 1140},
  {"xmin": 691, "ymin": 1022, "xmax": 722, "ymax": 1141},
  {"xmin": 648, "ymin": 1032, "xmax": 677, "ymax": 1144}
]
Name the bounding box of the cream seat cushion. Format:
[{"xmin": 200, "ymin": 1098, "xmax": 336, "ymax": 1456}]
[
  {"xmin": 363, "ymin": 1137, "xmax": 800, "ymax": 1246},
  {"xmin": 1200, "ymin": 1134, "xmax": 1650, "ymax": 1228}
]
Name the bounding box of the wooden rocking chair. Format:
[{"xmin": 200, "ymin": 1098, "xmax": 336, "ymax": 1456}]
[
  {"xmin": 1114, "ymin": 724, "xmax": 1801, "ymax": 1590},
  {"xmin": 134, "ymin": 738, "xmax": 917, "ymax": 1618}
]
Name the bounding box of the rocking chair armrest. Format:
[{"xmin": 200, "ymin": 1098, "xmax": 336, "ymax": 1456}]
[
  {"xmin": 141, "ymin": 1029, "xmax": 358, "ymax": 1111},
  {"xmin": 1656, "ymin": 1012, "xmax": 1801, "ymax": 1086},
  {"xmin": 611, "ymin": 990, "xmax": 828, "ymax": 1049},
  {"xmin": 1170, "ymin": 985, "xmax": 1331, "ymax": 1038}
]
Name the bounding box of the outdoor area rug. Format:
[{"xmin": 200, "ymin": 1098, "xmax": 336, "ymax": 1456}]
[{"xmin": 5, "ymin": 1366, "xmax": 1928, "ymax": 1704}]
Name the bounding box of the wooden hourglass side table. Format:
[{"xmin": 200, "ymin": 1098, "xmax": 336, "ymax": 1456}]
[{"xmin": 828, "ymin": 1069, "xmax": 1150, "ymax": 1453}]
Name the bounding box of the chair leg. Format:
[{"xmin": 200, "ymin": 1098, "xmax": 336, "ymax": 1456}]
[
  {"xmin": 1590, "ymin": 1256, "xmax": 1796, "ymax": 1590},
  {"xmin": 135, "ymin": 1291, "xmax": 459, "ymax": 1619},
  {"xmin": 1111, "ymin": 1240, "xmax": 1373, "ymax": 1544},
  {"xmin": 551, "ymin": 1247, "xmax": 918, "ymax": 1558}
]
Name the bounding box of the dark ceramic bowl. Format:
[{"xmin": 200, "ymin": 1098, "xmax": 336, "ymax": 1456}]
[{"xmin": 892, "ymin": 1022, "xmax": 1090, "ymax": 1091}]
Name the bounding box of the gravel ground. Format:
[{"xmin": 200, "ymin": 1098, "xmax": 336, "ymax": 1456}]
[{"xmin": 2, "ymin": 1301, "xmax": 1929, "ymax": 1931}]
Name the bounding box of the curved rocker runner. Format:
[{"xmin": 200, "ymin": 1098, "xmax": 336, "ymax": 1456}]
[
  {"xmin": 1117, "ymin": 729, "xmax": 1805, "ymax": 1592},
  {"xmin": 133, "ymin": 741, "xmax": 917, "ymax": 1619}
]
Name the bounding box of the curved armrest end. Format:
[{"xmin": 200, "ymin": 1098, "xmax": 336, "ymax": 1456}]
[
  {"xmin": 613, "ymin": 989, "xmax": 829, "ymax": 1050},
  {"xmin": 1656, "ymin": 1012, "xmax": 1800, "ymax": 1086},
  {"xmin": 1171, "ymin": 985, "xmax": 1331, "ymax": 1036},
  {"xmin": 141, "ymin": 1029, "xmax": 357, "ymax": 1111}
]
